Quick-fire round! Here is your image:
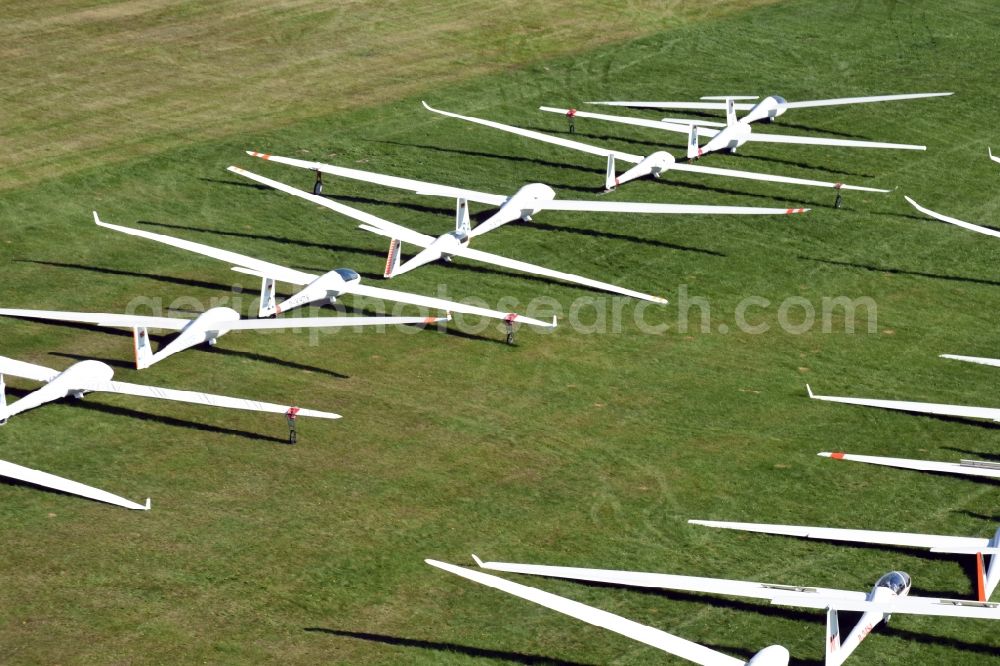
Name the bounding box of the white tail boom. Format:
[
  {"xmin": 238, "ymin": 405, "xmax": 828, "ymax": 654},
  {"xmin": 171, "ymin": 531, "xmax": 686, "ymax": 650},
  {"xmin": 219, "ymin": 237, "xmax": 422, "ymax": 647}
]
[{"xmin": 132, "ymin": 327, "xmax": 153, "ymax": 370}]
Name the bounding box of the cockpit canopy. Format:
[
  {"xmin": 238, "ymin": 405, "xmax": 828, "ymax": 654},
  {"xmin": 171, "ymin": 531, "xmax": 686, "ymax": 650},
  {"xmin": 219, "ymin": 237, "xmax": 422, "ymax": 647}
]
[
  {"xmin": 875, "ymin": 571, "xmax": 911, "ymax": 596},
  {"xmin": 334, "ymin": 268, "xmax": 361, "ymax": 283},
  {"xmin": 772, "ymin": 95, "xmax": 787, "ymax": 106}
]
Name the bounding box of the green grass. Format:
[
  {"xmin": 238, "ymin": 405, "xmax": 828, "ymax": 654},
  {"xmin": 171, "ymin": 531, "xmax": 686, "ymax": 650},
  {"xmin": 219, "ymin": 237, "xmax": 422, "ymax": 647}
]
[{"xmin": 3, "ymin": 0, "xmax": 1000, "ymax": 664}]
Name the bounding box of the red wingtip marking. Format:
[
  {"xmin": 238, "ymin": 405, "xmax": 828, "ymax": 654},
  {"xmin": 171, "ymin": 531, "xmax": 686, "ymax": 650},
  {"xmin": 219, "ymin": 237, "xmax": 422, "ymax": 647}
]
[
  {"xmin": 977, "ymin": 552, "xmax": 986, "ymax": 602},
  {"xmin": 830, "ymin": 452, "xmax": 845, "ymax": 460}
]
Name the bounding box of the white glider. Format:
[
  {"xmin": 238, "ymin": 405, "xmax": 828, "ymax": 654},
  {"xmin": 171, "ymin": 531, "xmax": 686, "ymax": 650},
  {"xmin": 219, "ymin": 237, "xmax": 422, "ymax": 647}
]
[
  {"xmin": 905, "ymin": 195, "xmax": 1000, "ymax": 239},
  {"xmin": 540, "ymin": 101, "xmax": 926, "ymax": 159},
  {"xmin": 474, "ymin": 556, "xmax": 1000, "ymax": 666},
  {"xmin": 587, "ymin": 92, "xmax": 953, "ymax": 124},
  {"xmin": 94, "ymin": 212, "xmax": 555, "ymax": 329},
  {"xmin": 806, "ymin": 383, "xmax": 1000, "ymax": 424},
  {"xmin": 229, "ymin": 165, "xmax": 673, "ymax": 303},
  {"xmin": 422, "ymin": 101, "xmax": 890, "ymax": 193},
  {"xmin": 1, "ymin": 457, "xmax": 149, "ymax": 511},
  {"xmin": 0, "ymin": 355, "xmax": 340, "ymax": 424},
  {"xmin": 0, "ymin": 307, "xmax": 448, "ymax": 369},
  {"xmin": 820, "ymin": 451, "xmax": 1000, "ymax": 481},
  {"xmin": 690, "ymin": 519, "xmax": 1000, "ymax": 602},
  {"xmin": 427, "ymin": 558, "xmax": 791, "ymax": 666},
  {"xmin": 247, "ymin": 150, "xmax": 808, "ymax": 237}
]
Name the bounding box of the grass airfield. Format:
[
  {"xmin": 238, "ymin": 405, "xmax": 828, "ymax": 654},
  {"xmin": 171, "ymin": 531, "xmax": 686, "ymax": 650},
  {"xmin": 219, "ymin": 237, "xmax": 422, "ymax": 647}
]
[{"xmin": 3, "ymin": 0, "xmax": 1000, "ymax": 663}]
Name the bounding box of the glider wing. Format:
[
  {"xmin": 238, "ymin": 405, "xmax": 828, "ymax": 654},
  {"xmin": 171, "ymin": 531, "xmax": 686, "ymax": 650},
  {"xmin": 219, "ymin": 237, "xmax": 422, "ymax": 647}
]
[
  {"xmin": 905, "ymin": 196, "xmax": 1000, "ymax": 239},
  {"xmin": 427, "ymin": 559, "xmax": 749, "ymax": 666},
  {"xmin": 0, "ymin": 459, "xmax": 149, "ymax": 511},
  {"xmin": 245, "ymin": 152, "xmax": 507, "ymax": 206},
  {"xmin": 95, "ymin": 213, "xmax": 316, "ymax": 285}
]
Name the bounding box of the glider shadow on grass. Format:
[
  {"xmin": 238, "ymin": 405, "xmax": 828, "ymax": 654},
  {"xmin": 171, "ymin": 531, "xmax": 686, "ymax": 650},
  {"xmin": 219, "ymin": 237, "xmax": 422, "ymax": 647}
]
[
  {"xmin": 797, "ymin": 256, "xmax": 1000, "ymax": 288},
  {"xmin": 364, "ymin": 138, "xmax": 601, "ymax": 176},
  {"xmin": 136, "ymin": 219, "xmax": 388, "ymax": 262},
  {"xmin": 304, "ymin": 628, "xmax": 596, "ymax": 666},
  {"xmin": 16, "ymin": 259, "xmax": 232, "ymax": 293}
]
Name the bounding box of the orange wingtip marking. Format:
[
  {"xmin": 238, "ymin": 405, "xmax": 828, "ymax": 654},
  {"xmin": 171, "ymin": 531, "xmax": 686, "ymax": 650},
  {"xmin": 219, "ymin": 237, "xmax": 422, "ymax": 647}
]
[
  {"xmin": 423, "ymin": 317, "xmax": 438, "ymax": 323},
  {"xmin": 830, "ymin": 452, "xmax": 845, "ymax": 459},
  {"xmin": 786, "ymin": 207, "xmax": 806, "ymax": 214}
]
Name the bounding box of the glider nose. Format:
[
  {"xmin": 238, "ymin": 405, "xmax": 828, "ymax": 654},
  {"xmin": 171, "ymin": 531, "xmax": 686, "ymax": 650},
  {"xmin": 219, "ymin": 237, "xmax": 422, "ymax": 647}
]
[{"xmin": 747, "ymin": 645, "xmax": 790, "ymax": 666}]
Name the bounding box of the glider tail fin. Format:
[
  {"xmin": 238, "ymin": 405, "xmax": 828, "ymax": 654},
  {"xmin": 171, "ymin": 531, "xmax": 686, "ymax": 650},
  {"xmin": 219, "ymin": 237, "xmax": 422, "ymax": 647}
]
[
  {"xmin": 725, "ymin": 97, "xmax": 738, "ymax": 127},
  {"xmin": 604, "ymin": 154, "xmax": 619, "ymax": 191},
  {"xmin": 133, "ymin": 327, "xmax": 154, "ymax": 370},
  {"xmin": 686, "ymin": 124, "xmax": 700, "ymax": 160},
  {"xmin": 384, "ymin": 238, "xmax": 402, "ymax": 278},
  {"xmin": 0, "ymin": 374, "xmax": 8, "ymax": 425},
  {"xmin": 258, "ymin": 277, "xmax": 277, "ymax": 317},
  {"xmin": 825, "ymin": 607, "xmax": 842, "ymax": 666},
  {"xmin": 985, "ymin": 527, "xmax": 1000, "ymax": 600},
  {"xmin": 455, "ymin": 197, "xmax": 471, "ymax": 238}
]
